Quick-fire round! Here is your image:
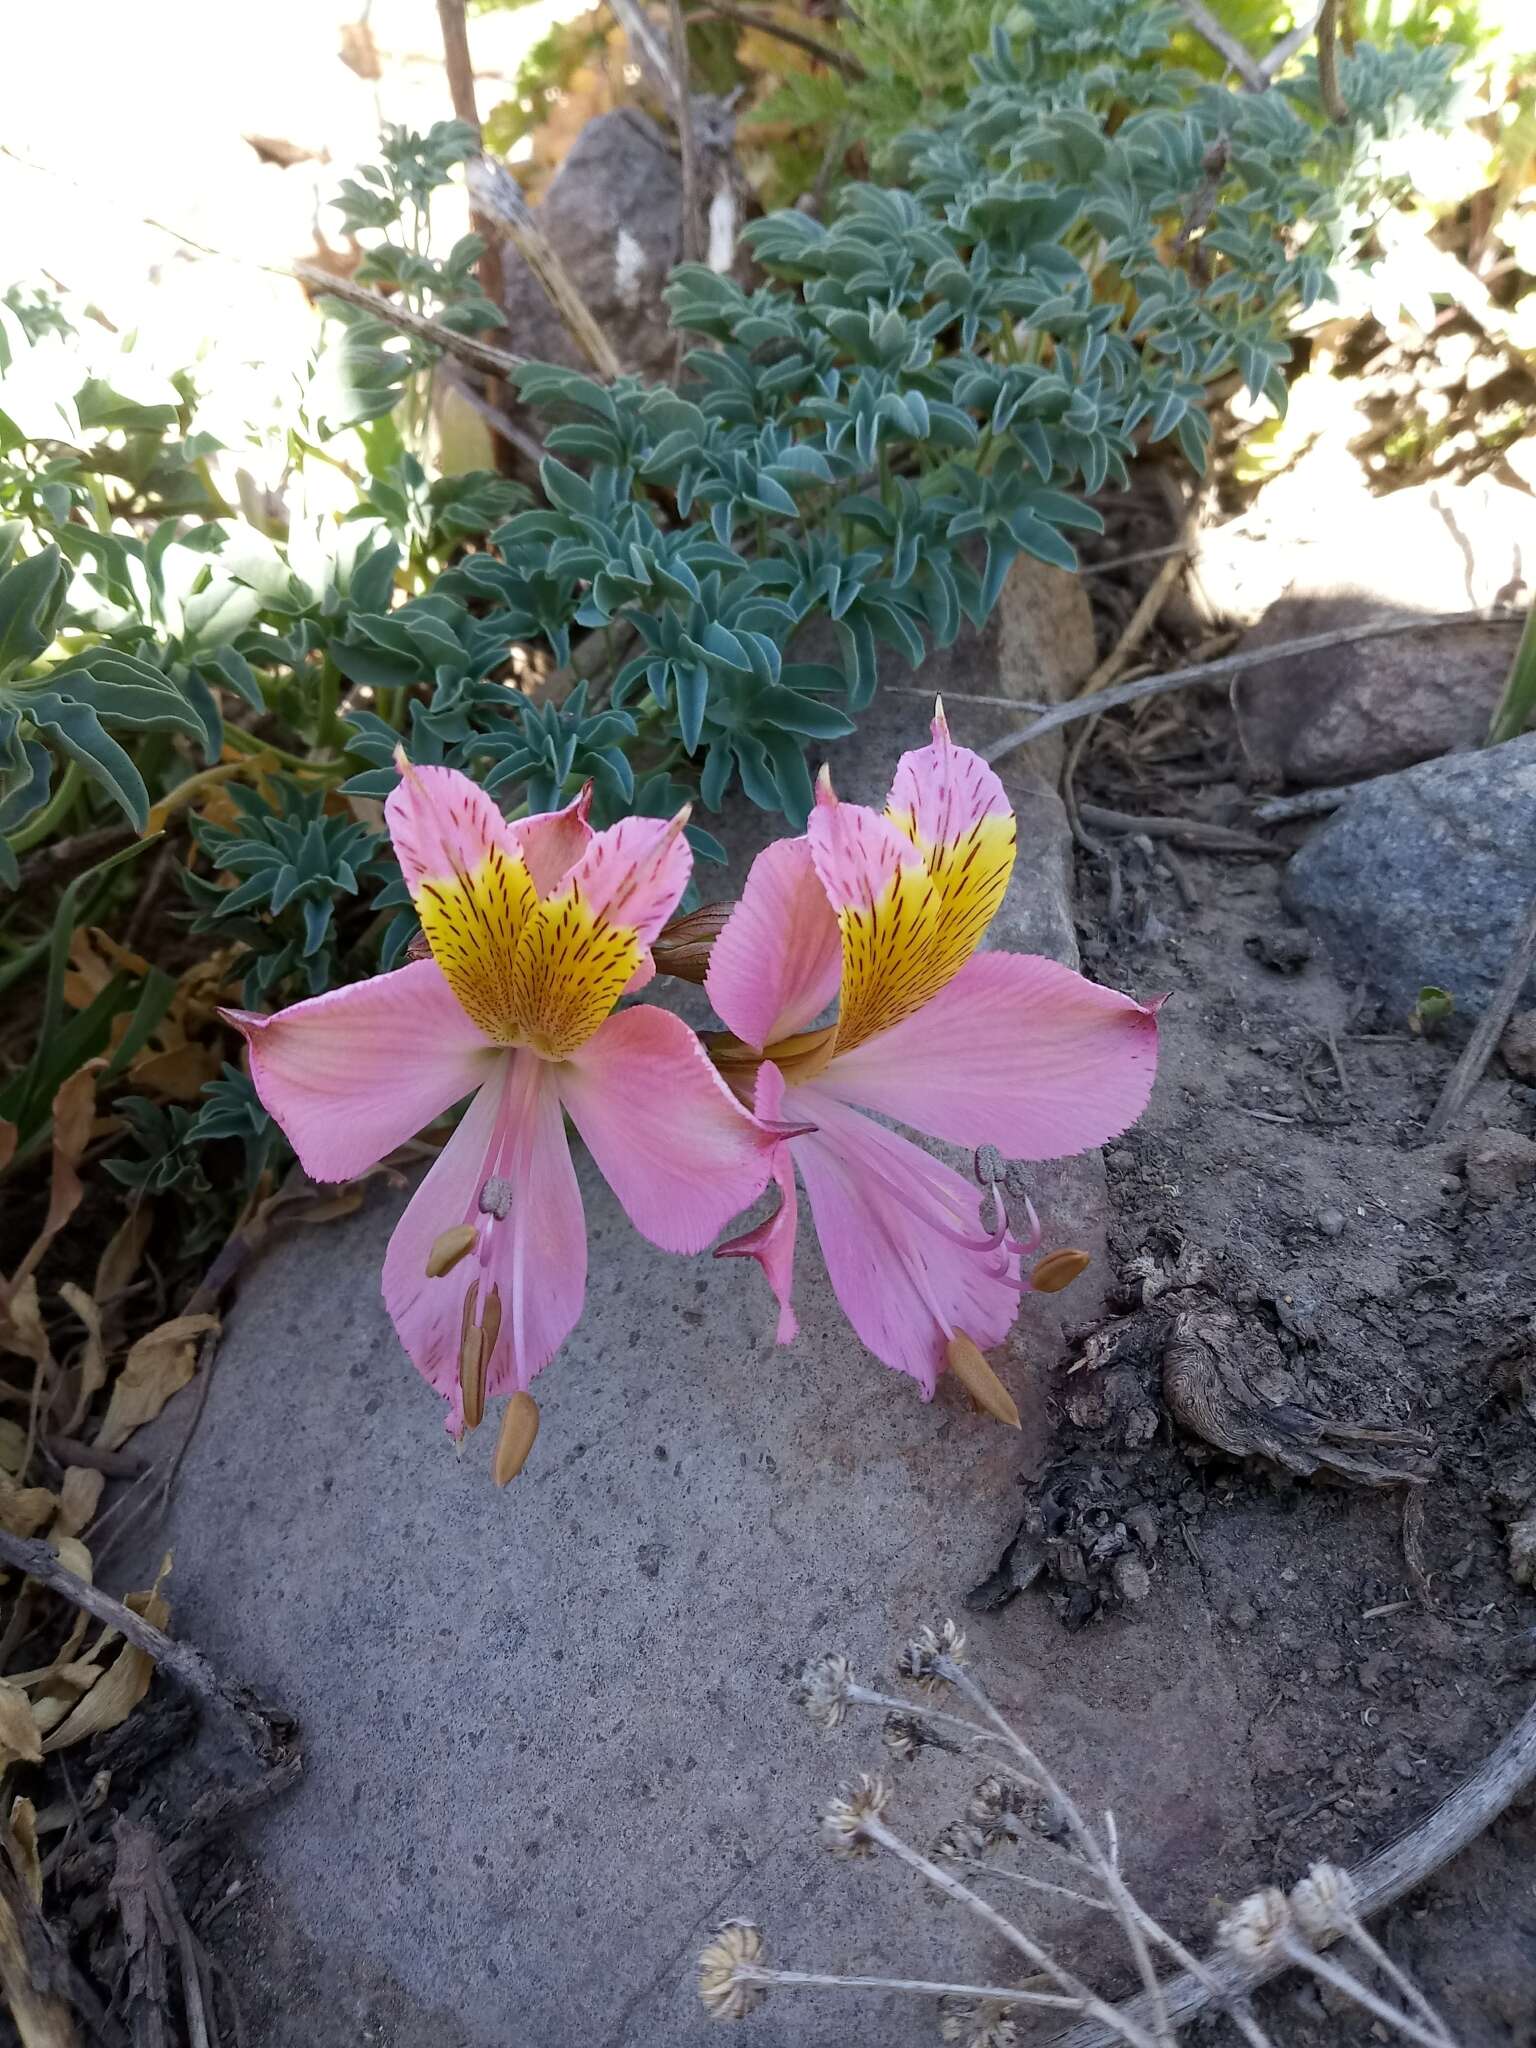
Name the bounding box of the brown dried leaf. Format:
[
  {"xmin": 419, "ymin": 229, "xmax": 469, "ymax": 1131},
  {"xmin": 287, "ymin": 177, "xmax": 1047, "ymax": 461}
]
[
  {"xmin": 0, "ymin": 1121, "xmax": 14, "ymax": 1174},
  {"xmin": 53, "ymin": 1467, "xmax": 103, "ymax": 1540},
  {"xmin": 93, "ymin": 1204, "xmax": 151, "ymax": 1309},
  {"xmin": 127, "ymin": 1041, "xmax": 221, "ymax": 1101},
  {"xmin": 5, "ymin": 1064, "xmax": 104, "ymax": 1294},
  {"xmin": 0, "ymin": 1276, "xmax": 53, "ymax": 1374},
  {"xmin": 95, "ymin": 1314, "xmax": 218, "ymax": 1451},
  {"xmin": 63, "ymin": 927, "xmax": 149, "ymax": 1010},
  {"xmin": 56, "ymin": 1282, "xmax": 106, "ymax": 1438},
  {"xmin": 7, "ymin": 1799, "xmax": 42, "ymax": 1903},
  {"xmin": 0, "ymin": 1681, "xmax": 43, "ymax": 1768},
  {"xmin": 0, "ymin": 1422, "xmax": 27, "ymax": 1477},
  {"xmin": 0, "ymin": 1479, "xmax": 58, "ymax": 1539},
  {"xmin": 42, "ymin": 1570, "xmax": 169, "ymax": 1753}
]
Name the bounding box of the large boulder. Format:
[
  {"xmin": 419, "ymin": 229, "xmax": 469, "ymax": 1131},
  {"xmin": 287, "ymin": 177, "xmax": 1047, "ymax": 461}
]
[
  {"xmin": 123, "ymin": 580, "xmax": 1238, "ymax": 2047},
  {"xmin": 1227, "ymin": 477, "xmax": 1529, "ymax": 788},
  {"xmin": 1283, "ymin": 732, "xmax": 1536, "ymax": 1022},
  {"xmin": 497, "ymin": 111, "xmax": 685, "ymax": 383}
]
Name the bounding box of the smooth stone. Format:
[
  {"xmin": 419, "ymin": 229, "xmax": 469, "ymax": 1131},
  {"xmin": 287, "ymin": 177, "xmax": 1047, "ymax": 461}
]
[
  {"xmin": 127, "ymin": 589, "xmax": 1232, "ymax": 2046},
  {"xmin": 1283, "ymin": 732, "xmax": 1536, "ymax": 1023}
]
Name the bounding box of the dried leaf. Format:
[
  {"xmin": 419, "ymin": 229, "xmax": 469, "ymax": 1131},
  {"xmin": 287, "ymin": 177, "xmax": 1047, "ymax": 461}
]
[
  {"xmin": 0, "ymin": 1276, "xmax": 53, "ymax": 1375},
  {"xmin": 42, "ymin": 1570, "xmax": 170, "ymax": 1753},
  {"xmin": 127, "ymin": 1041, "xmax": 221, "ymax": 1101},
  {"xmin": 93, "ymin": 1204, "xmax": 151, "ymax": 1309},
  {"xmin": 56, "ymin": 1282, "xmax": 106, "ymax": 1438},
  {"xmin": 0, "ymin": 1121, "xmax": 15, "ymax": 1174},
  {"xmin": 5, "ymin": 1064, "xmax": 104, "ymax": 1295},
  {"xmin": 0, "ymin": 1853, "xmax": 76, "ymax": 2048},
  {"xmin": 95, "ymin": 1314, "xmax": 218, "ymax": 1451},
  {"xmin": 53, "ymin": 1467, "xmax": 103, "ymax": 1539},
  {"xmin": 0, "ymin": 1421, "xmax": 27, "ymax": 1477},
  {"xmin": 63, "ymin": 927, "xmax": 149, "ymax": 1010},
  {"xmin": 0, "ymin": 1681, "xmax": 43, "ymax": 1768},
  {"xmin": 7, "ymin": 1799, "xmax": 42, "ymax": 1904},
  {"xmin": 0, "ymin": 1478, "xmax": 58, "ymax": 1539}
]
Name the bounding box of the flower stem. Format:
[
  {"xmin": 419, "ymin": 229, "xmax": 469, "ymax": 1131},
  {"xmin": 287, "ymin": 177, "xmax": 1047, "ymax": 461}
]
[
  {"xmin": 3, "ymin": 758, "xmax": 84, "ymax": 858},
  {"xmin": 1278, "ymin": 1936, "xmax": 1448, "ymax": 2048},
  {"xmin": 861, "ymin": 1814, "xmax": 1163, "ymax": 2048},
  {"xmin": 736, "ymin": 1963, "xmax": 1079, "ymax": 2011}
]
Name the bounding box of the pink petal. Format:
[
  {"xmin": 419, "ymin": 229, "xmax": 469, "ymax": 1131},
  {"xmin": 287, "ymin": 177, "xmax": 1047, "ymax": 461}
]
[
  {"xmin": 885, "ymin": 699, "xmax": 1011, "ymax": 848},
  {"xmin": 827, "ymin": 950, "xmax": 1161, "ymax": 1159},
  {"xmin": 804, "ymin": 780, "xmax": 923, "ymax": 917},
  {"xmin": 225, "ymin": 962, "xmax": 496, "ymax": 1182},
  {"xmin": 787, "ymin": 1082, "xmax": 1020, "ymax": 1396},
  {"xmin": 385, "ymin": 759, "xmax": 522, "ymax": 896},
  {"xmin": 563, "ymin": 810, "xmax": 692, "ymax": 945},
  {"xmin": 713, "ymin": 1060, "xmax": 800, "ymax": 1341},
  {"xmin": 557, "ymin": 1004, "xmax": 778, "ymax": 1254},
  {"xmin": 704, "ymin": 836, "xmax": 841, "ymax": 1048},
  {"xmin": 382, "ymin": 1052, "xmax": 586, "ymax": 1428},
  {"xmin": 512, "ymin": 783, "xmax": 593, "ymax": 897}
]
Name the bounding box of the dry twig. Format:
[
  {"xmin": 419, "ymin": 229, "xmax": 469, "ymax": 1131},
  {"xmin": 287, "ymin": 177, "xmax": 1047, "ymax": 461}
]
[
  {"xmin": 1423, "ymin": 888, "xmax": 1536, "ymax": 1142},
  {"xmin": 290, "ymin": 264, "xmax": 528, "ymax": 380},
  {"xmin": 985, "ymin": 608, "xmax": 1520, "ymax": 763},
  {"xmin": 466, "ymin": 155, "xmax": 622, "ymax": 380}
]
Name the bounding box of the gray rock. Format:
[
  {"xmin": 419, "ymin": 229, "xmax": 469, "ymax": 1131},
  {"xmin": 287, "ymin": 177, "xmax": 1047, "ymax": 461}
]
[
  {"xmin": 1464, "ymin": 1129, "xmax": 1536, "ymax": 1203},
  {"xmin": 1501, "ymin": 1010, "xmax": 1536, "ymax": 1083},
  {"xmin": 126, "ymin": 580, "xmax": 1230, "ymax": 2047},
  {"xmin": 499, "ymin": 111, "xmax": 685, "ymax": 382},
  {"xmin": 1231, "ymin": 478, "xmax": 1529, "ymax": 788},
  {"xmin": 1283, "ymin": 733, "xmax": 1536, "ymax": 1021}
]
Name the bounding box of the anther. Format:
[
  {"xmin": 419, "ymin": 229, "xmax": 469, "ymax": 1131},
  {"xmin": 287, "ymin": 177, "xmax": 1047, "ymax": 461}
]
[{"xmin": 479, "ymin": 1175, "xmax": 515, "ymax": 1220}]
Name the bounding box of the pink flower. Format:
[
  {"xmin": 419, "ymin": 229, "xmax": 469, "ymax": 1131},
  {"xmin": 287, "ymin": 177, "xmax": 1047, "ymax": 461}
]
[
  {"xmin": 227, "ymin": 760, "xmax": 779, "ymax": 1436},
  {"xmin": 704, "ymin": 705, "xmax": 1161, "ymax": 1399}
]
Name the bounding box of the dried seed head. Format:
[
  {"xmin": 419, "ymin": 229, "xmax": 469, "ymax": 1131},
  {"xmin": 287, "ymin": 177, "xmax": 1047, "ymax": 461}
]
[
  {"xmin": 946, "ymin": 1333, "xmax": 1021, "ymax": 1429},
  {"xmin": 881, "ymin": 1712, "xmax": 922, "ymax": 1763},
  {"xmin": 933, "ymin": 1820, "xmax": 990, "ymax": 1862},
  {"xmin": 819, "ymin": 1774, "xmax": 891, "ymax": 1856},
  {"xmin": 652, "ymin": 902, "xmax": 733, "ymax": 984},
  {"xmin": 967, "ymin": 1775, "xmax": 1011, "ymax": 1826},
  {"xmin": 795, "ymin": 1652, "xmax": 854, "ymax": 1730},
  {"xmin": 1216, "ymin": 1888, "xmax": 1292, "ymax": 1963},
  {"xmin": 479, "ymin": 1175, "xmax": 515, "ymax": 1220},
  {"xmin": 697, "ymin": 1920, "xmax": 765, "ymax": 2021},
  {"xmin": 492, "ymin": 1393, "xmax": 540, "ymax": 1485},
  {"xmin": 1030, "ymin": 1248, "xmax": 1092, "ymax": 1294},
  {"xmin": 939, "ymin": 1994, "xmax": 1019, "ymax": 2048},
  {"xmin": 1289, "ymin": 1862, "xmax": 1357, "ymax": 1942},
  {"xmin": 425, "ymin": 1224, "xmax": 477, "ymax": 1278},
  {"xmin": 900, "ymin": 1620, "xmax": 967, "ymax": 1690}
]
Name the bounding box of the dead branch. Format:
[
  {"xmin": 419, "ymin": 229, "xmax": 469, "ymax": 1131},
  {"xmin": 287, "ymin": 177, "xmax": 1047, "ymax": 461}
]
[
  {"xmin": 984, "ymin": 608, "xmax": 1521, "ymax": 763},
  {"xmin": 1176, "ymin": 1, "xmax": 1267, "ymax": 89},
  {"xmin": 698, "ymin": 0, "xmax": 865, "ymax": 80},
  {"xmin": 1046, "ymin": 1692, "xmax": 1536, "ymax": 2048},
  {"xmin": 291, "ymin": 264, "xmax": 529, "ymax": 380},
  {"xmin": 466, "ymin": 155, "xmax": 622, "ymax": 380},
  {"xmin": 1424, "ymin": 889, "xmax": 1536, "ymax": 1142},
  {"xmin": 1076, "ymin": 805, "xmax": 1280, "ymax": 855},
  {"xmin": 1314, "ymin": 0, "xmax": 1349, "ymax": 122},
  {"xmin": 434, "ymin": 0, "xmax": 506, "ymax": 321},
  {"xmin": 0, "ymin": 1530, "xmax": 292, "ymax": 1766},
  {"xmin": 608, "ymin": 0, "xmax": 684, "ymax": 112},
  {"xmin": 1251, "ymin": 783, "xmax": 1363, "ymax": 824},
  {"xmin": 669, "ymin": 0, "xmax": 705, "ymax": 270}
]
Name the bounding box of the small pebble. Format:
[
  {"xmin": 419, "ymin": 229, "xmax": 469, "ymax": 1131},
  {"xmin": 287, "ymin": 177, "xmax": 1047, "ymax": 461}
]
[
  {"xmin": 1228, "ymin": 1598, "xmax": 1257, "ymax": 1631},
  {"xmin": 1316, "ymin": 1206, "xmax": 1346, "ymax": 1237},
  {"xmin": 1439, "ymin": 1173, "xmax": 1462, "ymax": 1195},
  {"xmin": 1107, "ymin": 1147, "xmax": 1134, "ymax": 1171},
  {"xmin": 1111, "ymin": 1554, "xmax": 1152, "ymax": 1604}
]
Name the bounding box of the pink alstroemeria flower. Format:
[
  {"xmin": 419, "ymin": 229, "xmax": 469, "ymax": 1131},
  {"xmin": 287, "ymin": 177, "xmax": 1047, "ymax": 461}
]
[
  {"xmin": 227, "ymin": 761, "xmax": 779, "ymax": 1437},
  {"xmin": 703, "ymin": 706, "xmax": 1161, "ymax": 1398}
]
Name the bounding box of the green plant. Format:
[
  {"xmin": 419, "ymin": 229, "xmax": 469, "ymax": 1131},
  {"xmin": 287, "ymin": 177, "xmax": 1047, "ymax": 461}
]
[{"xmin": 1487, "ymin": 602, "xmax": 1536, "ymax": 745}]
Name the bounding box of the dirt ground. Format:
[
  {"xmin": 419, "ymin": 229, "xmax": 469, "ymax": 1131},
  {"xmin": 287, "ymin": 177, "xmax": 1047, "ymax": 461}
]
[{"xmin": 974, "ymin": 678, "xmax": 1536, "ymax": 2044}]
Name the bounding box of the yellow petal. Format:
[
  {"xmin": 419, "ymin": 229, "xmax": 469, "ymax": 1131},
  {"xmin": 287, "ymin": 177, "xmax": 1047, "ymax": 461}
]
[
  {"xmin": 508, "ymin": 888, "xmax": 642, "ymax": 1059},
  {"xmin": 417, "ymin": 844, "xmax": 539, "ymax": 1043}
]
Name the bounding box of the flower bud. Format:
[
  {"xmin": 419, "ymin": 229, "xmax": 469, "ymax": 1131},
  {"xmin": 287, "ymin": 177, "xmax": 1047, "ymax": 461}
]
[
  {"xmin": 492, "ymin": 1392, "xmax": 540, "ymax": 1485},
  {"xmin": 651, "ymin": 902, "xmax": 733, "ymax": 984}
]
